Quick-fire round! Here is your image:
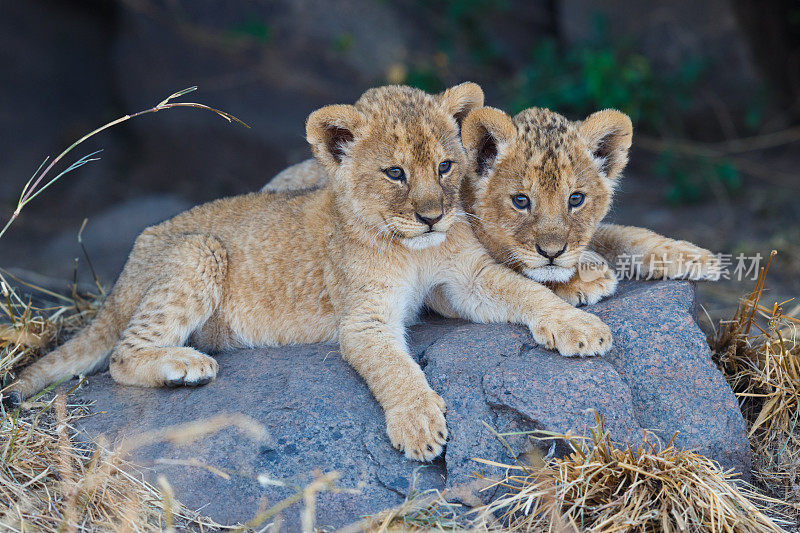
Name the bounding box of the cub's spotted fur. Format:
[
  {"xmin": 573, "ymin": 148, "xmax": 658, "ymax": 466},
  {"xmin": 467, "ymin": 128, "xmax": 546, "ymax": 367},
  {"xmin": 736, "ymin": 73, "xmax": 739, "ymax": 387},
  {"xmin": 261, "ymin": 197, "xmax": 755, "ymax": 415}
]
[
  {"xmin": 458, "ymin": 105, "xmax": 720, "ymax": 300},
  {"xmin": 4, "ymin": 85, "xmax": 612, "ymax": 462}
]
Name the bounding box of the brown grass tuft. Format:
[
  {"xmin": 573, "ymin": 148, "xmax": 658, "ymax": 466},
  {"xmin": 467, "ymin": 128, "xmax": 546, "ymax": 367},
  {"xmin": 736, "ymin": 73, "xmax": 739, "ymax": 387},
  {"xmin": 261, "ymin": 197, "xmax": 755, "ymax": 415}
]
[
  {"xmin": 470, "ymin": 414, "xmax": 787, "ymax": 532},
  {"xmin": 709, "ymin": 250, "xmax": 800, "ymax": 519}
]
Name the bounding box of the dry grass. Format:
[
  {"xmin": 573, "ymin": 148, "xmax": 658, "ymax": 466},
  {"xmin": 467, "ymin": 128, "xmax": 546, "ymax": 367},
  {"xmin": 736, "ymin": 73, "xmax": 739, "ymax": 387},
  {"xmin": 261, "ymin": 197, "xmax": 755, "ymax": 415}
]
[
  {"xmin": 0, "ymin": 393, "xmax": 225, "ymax": 532},
  {"xmin": 0, "ymin": 277, "xmax": 226, "ymax": 531},
  {"xmin": 342, "ymin": 470, "xmax": 466, "ymax": 532},
  {"xmin": 348, "ymin": 415, "xmax": 789, "ymax": 532},
  {"xmin": 709, "ymin": 250, "xmax": 800, "ymax": 519},
  {"xmin": 469, "ymin": 415, "xmax": 788, "ymax": 532}
]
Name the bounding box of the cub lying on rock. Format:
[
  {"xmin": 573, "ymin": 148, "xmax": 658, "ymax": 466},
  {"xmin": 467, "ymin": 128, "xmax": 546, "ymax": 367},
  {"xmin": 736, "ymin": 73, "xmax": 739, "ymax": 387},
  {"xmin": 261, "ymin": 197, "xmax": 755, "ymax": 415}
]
[
  {"xmin": 4, "ymin": 84, "xmax": 614, "ymax": 462},
  {"xmin": 265, "ymin": 106, "xmax": 721, "ymax": 309}
]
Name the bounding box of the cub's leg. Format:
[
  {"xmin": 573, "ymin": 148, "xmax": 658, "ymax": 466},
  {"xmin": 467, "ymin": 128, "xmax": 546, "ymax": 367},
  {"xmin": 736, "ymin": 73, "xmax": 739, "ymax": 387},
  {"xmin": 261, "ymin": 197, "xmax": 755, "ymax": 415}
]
[
  {"xmin": 592, "ymin": 223, "xmax": 721, "ymax": 280},
  {"xmin": 108, "ymin": 234, "xmax": 226, "ymax": 388},
  {"xmin": 3, "ymin": 232, "xmax": 161, "ymax": 407},
  {"xmin": 547, "ymin": 254, "xmax": 618, "ymax": 306},
  {"xmin": 3, "ymin": 298, "xmax": 126, "ymax": 408},
  {"xmin": 339, "ymin": 292, "xmax": 447, "ymax": 462},
  {"xmin": 444, "ymin": 258, "xmax": 612, "ymax": 357},
  {"xmin": 424, "ymin": 285, "xmax": 461, "ymax": 318}
]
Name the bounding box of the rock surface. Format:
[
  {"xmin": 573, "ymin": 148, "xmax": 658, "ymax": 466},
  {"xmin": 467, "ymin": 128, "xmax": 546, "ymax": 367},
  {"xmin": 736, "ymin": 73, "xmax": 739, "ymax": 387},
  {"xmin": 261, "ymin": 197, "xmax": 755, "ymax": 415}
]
[{"xmin": 73, "ymin": 280, "xmax": 749, "ymax": 530}]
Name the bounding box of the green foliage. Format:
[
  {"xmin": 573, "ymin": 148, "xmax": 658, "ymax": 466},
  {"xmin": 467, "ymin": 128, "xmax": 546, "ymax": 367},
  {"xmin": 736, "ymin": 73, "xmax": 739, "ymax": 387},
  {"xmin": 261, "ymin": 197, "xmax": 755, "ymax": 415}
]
[
  {"xmin": 508, "ymin": 31, "xmax": 746, "ymax": 204},
  {"xmin": 425, "ymin": 0, "xmax": 508, "ymax": 63},
  {"xmin": 228, "ymin": 17, "xmax": 271, "ymax": 43},
  {"xmin": 404, "ymin": 64, "xmax": 446, "ymax": 93},
  {"xmin": 656, "ymin": 151, "xmax": 742, "ymax": 205},
  {"xmin": 507, "ymin": 37, "xmax": 704, "ymax": 135},
  {"xmin": 332, "ymin": 32, "xmax": 355, "ymax": 53}
]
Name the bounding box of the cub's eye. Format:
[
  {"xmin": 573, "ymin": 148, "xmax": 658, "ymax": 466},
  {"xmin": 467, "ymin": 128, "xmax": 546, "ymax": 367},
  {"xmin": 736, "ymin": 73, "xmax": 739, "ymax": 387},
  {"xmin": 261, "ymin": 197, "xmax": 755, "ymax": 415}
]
[
  {"xmin": 568, "ymin": 192, "xmax": 585, "ymax": 208},
  {"xmin": 511, "ymin": 194, "xmax": 531, "ymax": 210},
  {"xmin": 438, "ymin": 160, "xmax": 453, "ymax": 174},
  {"xmin": 384, "ymin": 167, "xmax": 405, "ymax": 181}
]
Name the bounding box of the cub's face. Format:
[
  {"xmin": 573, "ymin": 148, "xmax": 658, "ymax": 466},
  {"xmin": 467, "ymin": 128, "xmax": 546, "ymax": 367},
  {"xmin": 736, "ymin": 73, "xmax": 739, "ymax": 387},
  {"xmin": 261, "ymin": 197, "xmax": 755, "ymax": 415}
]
[
  {"xmin": 306, "ymin": 83, "xmax": 484, "ymax": 250},
  {"xmin": 461, "ymin": 107, "xmax": 632, "ymax": 282}
]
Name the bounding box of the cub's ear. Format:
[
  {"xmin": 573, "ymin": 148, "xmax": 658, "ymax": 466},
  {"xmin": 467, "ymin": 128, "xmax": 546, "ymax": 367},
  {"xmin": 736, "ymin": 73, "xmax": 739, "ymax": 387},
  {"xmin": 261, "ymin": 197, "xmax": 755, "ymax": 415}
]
[
  {"xmin": 437, "ymin": 82, "xmax": 485, "ymax": 126},
  {"xmin": 461, "ymin": 106, "xmax": 516, "ymax": 178},
  {"xmin": 579, "ymin": 110, "xmax": 633, "ymax": 181},
  {"xmin": 306, "ymin": 104, "xmax": 365, "ymax": 171}
]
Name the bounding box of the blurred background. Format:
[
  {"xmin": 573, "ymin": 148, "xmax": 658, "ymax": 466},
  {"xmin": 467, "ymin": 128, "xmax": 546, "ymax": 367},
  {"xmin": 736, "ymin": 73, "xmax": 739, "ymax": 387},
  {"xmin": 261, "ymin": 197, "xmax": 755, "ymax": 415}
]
[{"xmin": 0, "ymin": 0, "xmax": 798, "ymax": 325}]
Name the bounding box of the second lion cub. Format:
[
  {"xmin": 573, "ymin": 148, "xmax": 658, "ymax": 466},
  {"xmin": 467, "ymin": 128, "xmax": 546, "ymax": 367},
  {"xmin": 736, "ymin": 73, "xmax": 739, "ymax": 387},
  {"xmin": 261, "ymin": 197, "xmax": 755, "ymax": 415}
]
[{"xmin": 7, "ymin": 84, "xmax": 610, "ymax": 461}]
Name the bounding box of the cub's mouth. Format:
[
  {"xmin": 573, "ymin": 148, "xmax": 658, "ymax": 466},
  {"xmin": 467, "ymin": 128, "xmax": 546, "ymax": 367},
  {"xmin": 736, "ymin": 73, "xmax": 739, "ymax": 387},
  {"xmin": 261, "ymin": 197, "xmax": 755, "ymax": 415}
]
[
  {"xmin": 391, "ymin": 211, "xmax": 453, "ymax": 251},
  {"xmin": 522, "ymin": 264, "xmax": 575, "ymax": 283},
  {"xmin": 400, "ymin": 231, "xmax": 447, "ymax": 250}
]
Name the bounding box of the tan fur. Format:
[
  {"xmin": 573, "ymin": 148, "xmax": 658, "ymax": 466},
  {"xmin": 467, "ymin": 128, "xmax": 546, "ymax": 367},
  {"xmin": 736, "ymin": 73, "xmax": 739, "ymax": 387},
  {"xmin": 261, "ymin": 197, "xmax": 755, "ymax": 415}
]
[
  {"xmin": 5, "ymin": 84, "xmax": 614, "ymax": 463},
  {"xmin": 458, "ymin": 106, "xmax": 720, "ymax": 295},
  {"xmin": 266, "ymin": 158, "xmax": 328, "ymax": 193},
  {"xmin": 265, "ymin": 106, "xmax": 720, "ymax": 309}
]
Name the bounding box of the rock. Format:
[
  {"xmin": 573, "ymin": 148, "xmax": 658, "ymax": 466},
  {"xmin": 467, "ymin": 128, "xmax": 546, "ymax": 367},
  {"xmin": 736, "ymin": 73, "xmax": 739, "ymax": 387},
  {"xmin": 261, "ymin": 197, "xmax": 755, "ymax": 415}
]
[{"xmin": 72, "ymin": 280, "xmax": 749, "ymax": 530}]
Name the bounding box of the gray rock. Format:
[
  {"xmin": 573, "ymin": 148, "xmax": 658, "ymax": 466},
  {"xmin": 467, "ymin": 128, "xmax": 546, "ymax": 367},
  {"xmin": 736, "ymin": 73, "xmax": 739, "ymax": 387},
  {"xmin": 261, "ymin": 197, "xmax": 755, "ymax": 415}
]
[{"xmin": 72, "ymin": 280, "xmax": 748, "ymax": 530}]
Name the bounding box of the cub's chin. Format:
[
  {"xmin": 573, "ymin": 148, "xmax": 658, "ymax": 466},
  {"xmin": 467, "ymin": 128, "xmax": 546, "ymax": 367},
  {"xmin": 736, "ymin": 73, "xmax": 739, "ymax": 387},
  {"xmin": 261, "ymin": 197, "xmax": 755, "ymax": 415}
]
[
  {"xmin": 522, "ymin": 265, "xmax": 575, "ymax": 283},
  {"xmin": 400, "ymin": 231, "xmax": 447, "ymax": 251}
]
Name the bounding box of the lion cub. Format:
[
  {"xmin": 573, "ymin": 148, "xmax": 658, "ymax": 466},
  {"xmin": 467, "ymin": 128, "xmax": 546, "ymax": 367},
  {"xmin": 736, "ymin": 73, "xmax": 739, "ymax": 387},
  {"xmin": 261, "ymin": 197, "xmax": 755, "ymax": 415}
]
[
  {"xmin": 265, "ymin": 108, "xmax": 720, "ymax": 307},
  {"xmin": 5, "ymin": 84, "xmax": 611, "ymax": 462},
  {"xmin": 455, "ymin": 105, "xmax": 720, "ymax": 304}
]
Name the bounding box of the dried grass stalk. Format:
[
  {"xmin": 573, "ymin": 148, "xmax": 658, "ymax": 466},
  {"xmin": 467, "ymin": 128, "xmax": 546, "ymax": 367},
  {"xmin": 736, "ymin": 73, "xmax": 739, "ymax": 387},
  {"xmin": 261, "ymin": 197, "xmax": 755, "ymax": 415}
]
[{"xmin": 709, "ymin": 251, "xmax": 800, "ymax": 517}]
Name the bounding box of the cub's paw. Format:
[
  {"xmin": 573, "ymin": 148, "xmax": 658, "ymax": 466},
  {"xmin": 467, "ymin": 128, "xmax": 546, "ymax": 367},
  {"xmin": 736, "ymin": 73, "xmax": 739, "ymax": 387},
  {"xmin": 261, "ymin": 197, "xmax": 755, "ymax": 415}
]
[
  {"xmin": 550, "ymin": 261, "xmax": 618, "ymax": 306},
  {"xmin": 161, "ymin": 348, "xmax": 218, "ymax": 387},
  {"xmin": 386, "ymin": 389, "xmax": 447, "ymax": 462},
  {"xmin": 531, "ymin": 309, "xmax": 612, "ymax": 357},
  {"xmin": 639, "ymin": 242, "xmax": 721, "ymax": 281}
]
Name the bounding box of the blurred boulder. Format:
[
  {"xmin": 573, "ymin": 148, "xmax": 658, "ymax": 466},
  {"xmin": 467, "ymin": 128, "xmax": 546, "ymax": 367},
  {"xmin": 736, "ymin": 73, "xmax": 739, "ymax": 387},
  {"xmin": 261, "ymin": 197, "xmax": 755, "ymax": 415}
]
[
  {"xmin": 73, "ymin": 280, "xmax": 749, "ymax": 529},
  {"xmin": 35, "ymin": 194, "xmax": 192, "ymax": 285}
]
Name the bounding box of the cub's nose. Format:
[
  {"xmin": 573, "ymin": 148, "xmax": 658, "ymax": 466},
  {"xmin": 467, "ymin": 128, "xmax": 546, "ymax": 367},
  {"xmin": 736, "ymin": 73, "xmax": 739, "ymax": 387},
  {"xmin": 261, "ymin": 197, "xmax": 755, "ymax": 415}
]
[
  {"xmin": 536, "ymin": 243, "xmax": 567, "ymax": 261},
  {"xmin": 415, "ymin": 212, "xmax": 443, "ymax": 228}
]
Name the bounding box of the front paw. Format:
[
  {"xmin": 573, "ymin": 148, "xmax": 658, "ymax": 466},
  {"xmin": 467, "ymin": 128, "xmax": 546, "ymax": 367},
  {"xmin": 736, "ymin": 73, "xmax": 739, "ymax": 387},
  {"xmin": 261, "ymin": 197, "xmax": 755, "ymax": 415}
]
[
  {"xmin": 385, "ymin": 389, "xmax": 447, "ymax": 462},
  {"xmin": 550, "ymin": 261, "xmax": 618, "ymax": 306},
  {"xmin": 160, "ymin": 348, "xmax": 218, "ymax": 387},
  {"xmin": 531, "ymin": 308, "xmax": 612, "ymax": 357},
  {"xmin": 640, "ymin": 242, "xmax": 721, "ymax": 281}
]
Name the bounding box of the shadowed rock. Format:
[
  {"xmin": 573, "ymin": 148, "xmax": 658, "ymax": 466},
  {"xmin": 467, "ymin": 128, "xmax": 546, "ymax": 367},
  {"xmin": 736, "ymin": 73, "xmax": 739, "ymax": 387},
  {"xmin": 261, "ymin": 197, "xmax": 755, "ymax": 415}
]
[{"xmin": 72, "ymin": 280, "xmax": 748, "ymax": 530}]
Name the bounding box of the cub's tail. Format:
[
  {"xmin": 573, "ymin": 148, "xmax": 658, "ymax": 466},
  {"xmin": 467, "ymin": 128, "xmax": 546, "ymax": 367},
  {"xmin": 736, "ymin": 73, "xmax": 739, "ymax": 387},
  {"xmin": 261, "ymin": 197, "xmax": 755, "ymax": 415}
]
[{"xmin": 2, "ymin": 304, "xmax": 122, "ymax": 408}]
